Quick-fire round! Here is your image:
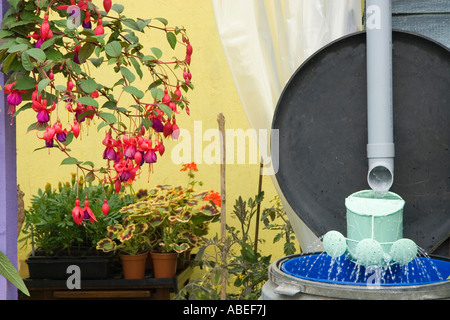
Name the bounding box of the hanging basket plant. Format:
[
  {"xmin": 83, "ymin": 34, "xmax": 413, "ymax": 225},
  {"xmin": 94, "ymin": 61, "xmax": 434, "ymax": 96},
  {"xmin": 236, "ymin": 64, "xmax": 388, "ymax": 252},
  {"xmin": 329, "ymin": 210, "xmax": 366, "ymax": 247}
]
[{"xmin": 0, "ymin": 0, "xmax": 193, "ymax": 224}]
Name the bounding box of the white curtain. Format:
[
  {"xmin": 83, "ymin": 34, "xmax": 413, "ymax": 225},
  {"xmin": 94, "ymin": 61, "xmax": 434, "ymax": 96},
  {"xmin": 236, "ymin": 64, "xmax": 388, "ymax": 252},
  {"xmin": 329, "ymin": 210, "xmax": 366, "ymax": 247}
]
[{"xmin": 212, "ymin": 0, "xmax": 363, "ymax": 251}]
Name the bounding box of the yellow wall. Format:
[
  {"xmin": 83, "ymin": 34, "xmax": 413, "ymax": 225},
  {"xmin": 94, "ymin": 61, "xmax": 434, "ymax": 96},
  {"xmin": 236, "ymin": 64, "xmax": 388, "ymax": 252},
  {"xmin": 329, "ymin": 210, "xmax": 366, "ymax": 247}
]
[{"xmin": 16, "ymin": 0, "xmax": 293, "ymax": 276}]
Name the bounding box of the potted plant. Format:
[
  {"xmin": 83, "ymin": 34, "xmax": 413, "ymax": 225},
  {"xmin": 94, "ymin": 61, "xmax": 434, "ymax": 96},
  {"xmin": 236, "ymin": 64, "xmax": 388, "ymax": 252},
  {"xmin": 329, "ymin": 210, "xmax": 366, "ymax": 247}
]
[
  {"xmin": 118, "ymin": 163, "xmax": 220, "ymax": 278},
  {"xmin": 96, "ymin": 215, "xmax": 150, "ymax": 279},
  {"xmin": 20, "ymin": 174, "xmax": 136, "ymax": 279}
]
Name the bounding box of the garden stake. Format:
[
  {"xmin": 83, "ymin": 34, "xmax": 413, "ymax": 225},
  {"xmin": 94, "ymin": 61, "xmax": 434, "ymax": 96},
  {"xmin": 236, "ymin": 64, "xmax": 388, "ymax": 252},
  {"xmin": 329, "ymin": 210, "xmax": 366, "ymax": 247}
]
[
  {"xmin": 253, "ymin": 161, "xmax": 263, "ymax": 253},
  {"xmin": 217, "ymin": 113, "xmax": 226, "ymax": 300}
]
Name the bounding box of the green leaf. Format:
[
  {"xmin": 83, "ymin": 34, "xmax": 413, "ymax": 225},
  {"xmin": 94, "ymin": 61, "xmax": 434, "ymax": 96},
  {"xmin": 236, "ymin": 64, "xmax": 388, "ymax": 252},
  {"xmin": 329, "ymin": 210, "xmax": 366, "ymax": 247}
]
[
  {"xmin": 0, "ymin": 30, "xmax": 13, "ymax": 39},
  {"xmin": 150, "ymin": 87, "xmax": 164, "ymax": 100},
  {"xmin": 78, "ymin": 96, "xmax": 99, "ymax": 108},
  {"xmin": 78, "ymin": 43, "xmax": 96, "ymax": 64},
  {"xmin": 99, "ymin": 112, "xmax": 117, "ymax": 124},
  {"xmin": 7, "ymin": 0, "xmax": 20, "ymax": 10},
  {"xmin": 0, "ymin": 251, "xmax": 29, "ymax": 296},
  {"xmin": 136, "ymin": 19, "xmax": 151, "ymax": 31},
  {"xmin": 85, "ymin": 171, "xmax": 96, "ymax": 183},
  {"xmin": 155, "ymin": 17, "xmax": 168, "ymax": 26},
  {"xmin": 122, "ymin": 18, "xmax": 139, "ymax": 31},
  {"xmin": 7, "ymin": 44, "xmax": 28, "ymax": 53},
  {"xmin": 158, "ymin": 103, "xmax": 173, "ymax": 118},
  {"xmin": 105, "ymin": 41, "xmax": 122, "ymax": 58},
  {"xmin": 130, "ymin": 57, "xmax": 143, "ymax": 79},
  {"xmin": 89, "ymin": 57, "xmax": 104, "ymax": 68},
  {"xmin": 123, "ymin": 86, "xmax": 144, "ymax": 99},
  {"xmin": 26, "ymin": 48, "xmax": 46, "ymax": 62},
  {"xmin": 61, "ymin": 157, "xmax": 81, "ymax": 165},
  {"xmin": 111, "ymin": 3, "xmax": 124, "ymax": 14},
  {"xmin": 80, "ymin": 78, "xmax": 98, "ymax": 94},
  {"xmin": 150, "ymin": 47, "xmax": 162, "ymax": 59},
  {"xmin": 62, "ymin": 132, "xmax": 74, "ymax": 146},
  {"xmin": 120, "ymin": 67, "xmax": 135, "ymax": 83},
  {"xmin": 14, "ymin": 76, "xmax": 35, "ymax": 90},
  {"xmin": 82, "ymin": 161, "xmax": 95, "ymax": 167},
  {"xmin": 96, "ymin": 238, "xmax": 116, "ymax": 252},
  {"xmin": 21, "ymin": 52, "xmax": 33, "ymax": 71},
  {"xmin": 40, "ymin": 37, "xmax": 57, "ymax": 51},
  {"xmin": 38, "ymin": 78, "xmax": 51, "ymax": 93},
  {"xmin": 45, "ymin": 49, "xmax": 62, "ymax": 61},
  {"xmin": 166, "ymin": 32, "xmax": 177, "ymax": 49}
]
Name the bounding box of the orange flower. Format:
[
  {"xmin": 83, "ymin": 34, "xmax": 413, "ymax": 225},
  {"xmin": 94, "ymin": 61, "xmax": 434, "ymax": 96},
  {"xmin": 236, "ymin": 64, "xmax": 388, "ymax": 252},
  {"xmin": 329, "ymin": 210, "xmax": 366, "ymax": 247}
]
[
  {"xmin": 180, "ymin": 162, "xmax": 198, "ymax": 172},
  {"xmin": 204, "ymin": 190, "xmax": 221, "ymax": 207}
]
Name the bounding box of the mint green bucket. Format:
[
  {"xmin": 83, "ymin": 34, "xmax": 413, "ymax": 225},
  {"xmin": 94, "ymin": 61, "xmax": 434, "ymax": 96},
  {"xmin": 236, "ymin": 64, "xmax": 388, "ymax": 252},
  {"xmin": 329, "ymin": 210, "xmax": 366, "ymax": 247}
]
[{"xmin": 346, "ymin": 190, "xmax": 405, "ymax": 264}]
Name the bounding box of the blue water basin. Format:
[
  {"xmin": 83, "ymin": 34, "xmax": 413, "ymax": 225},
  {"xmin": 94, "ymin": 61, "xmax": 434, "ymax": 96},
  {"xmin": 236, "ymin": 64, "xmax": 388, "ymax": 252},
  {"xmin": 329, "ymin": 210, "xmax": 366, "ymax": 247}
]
[{"xmin": 281, "ymin": 253, "xmax": 450, "ymax": 287}]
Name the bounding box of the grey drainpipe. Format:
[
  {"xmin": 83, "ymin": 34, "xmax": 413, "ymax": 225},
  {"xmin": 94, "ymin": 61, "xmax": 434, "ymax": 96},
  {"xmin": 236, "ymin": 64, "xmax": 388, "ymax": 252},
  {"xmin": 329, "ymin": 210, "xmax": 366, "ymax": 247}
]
[{"xmin": 366, "ymin": 0, "xmax": 395, "ymax": 194}]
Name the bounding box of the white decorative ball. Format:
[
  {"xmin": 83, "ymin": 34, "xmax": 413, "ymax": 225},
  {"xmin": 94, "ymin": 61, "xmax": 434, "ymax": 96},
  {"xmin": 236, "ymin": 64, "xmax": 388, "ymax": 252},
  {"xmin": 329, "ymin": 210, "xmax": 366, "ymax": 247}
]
[
  {"xmin": 389, "ymin": 238, "xmax": 418, "ymax": 265},
  {"xmin": 355, "ymin": 238, "xmax": 384, "ymax": 266},
  {"xmin": 323, "ymin": 230, "xmax": 347, "ymax": 258}
]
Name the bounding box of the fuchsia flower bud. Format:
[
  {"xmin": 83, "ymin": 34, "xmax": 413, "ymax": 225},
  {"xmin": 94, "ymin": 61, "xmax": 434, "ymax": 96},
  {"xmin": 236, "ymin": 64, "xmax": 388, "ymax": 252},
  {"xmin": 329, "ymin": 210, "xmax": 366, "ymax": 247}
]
[
  {"xmin": 94, "ymin": 19, "xmax": 104, "ymax": 35},
  {"xmin": 72, "ymin": 120, "xmax": 80, "ymax": 138},
  {"xmin": 102, "ymin": 199, "xmax": 109, "ymax": 216},
  {"xmin": 171, "ymin": 119, "xmax": 180, "ymax": 140},
  {"xmin": 103, "ymin": 0, "xmax": 112, "ymax": 13}
]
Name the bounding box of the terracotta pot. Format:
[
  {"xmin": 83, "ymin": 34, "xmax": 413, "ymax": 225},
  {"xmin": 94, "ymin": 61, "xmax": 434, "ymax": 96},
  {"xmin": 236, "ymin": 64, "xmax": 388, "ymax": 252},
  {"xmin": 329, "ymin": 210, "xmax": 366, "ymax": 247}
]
[
  {"xmin": 119, "ymin": 253, "xmax": 147, "ymax": 279},
  {"xmin": 151, "ymin": 252, "xmax": 178, "ymax": 278}
]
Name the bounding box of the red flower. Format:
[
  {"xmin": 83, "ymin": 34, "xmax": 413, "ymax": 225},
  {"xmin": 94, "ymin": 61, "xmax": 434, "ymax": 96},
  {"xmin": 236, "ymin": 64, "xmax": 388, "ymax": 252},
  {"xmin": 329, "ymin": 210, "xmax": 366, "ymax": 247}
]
[
  {"xmin": 204, "ymin": 191, "xmax": 221, "ymax": 207},
  {"xmin": 72, "ymin": 199, "xmax": 83, "ymax": 225},
  {"xmin": 180, "ymin": 162, "xmax": 197, "ymax": 172}
]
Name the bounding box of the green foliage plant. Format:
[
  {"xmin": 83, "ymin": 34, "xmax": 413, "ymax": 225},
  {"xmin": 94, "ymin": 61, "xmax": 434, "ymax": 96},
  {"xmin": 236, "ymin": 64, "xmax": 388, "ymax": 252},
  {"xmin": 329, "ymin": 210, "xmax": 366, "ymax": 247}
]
[
  {"xmin": 20, "ymin": 174, "xmax": 136, "ymax": 256},
  {"xmin": 176, "ymin": 193, "xmax": 299, "ymax": 300}
]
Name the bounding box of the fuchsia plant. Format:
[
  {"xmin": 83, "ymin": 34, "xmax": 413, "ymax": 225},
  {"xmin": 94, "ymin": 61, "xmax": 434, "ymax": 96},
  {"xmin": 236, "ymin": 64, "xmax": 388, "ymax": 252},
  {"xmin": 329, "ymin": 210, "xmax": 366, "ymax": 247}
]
[{"xmin": 1, "ymin": 0, "xmax": 194, "ymax": 225}]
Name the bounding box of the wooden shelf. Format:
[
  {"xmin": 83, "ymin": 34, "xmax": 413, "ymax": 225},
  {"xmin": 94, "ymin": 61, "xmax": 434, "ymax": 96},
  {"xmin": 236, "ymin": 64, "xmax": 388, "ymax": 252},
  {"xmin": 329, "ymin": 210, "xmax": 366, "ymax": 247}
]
[{"xmin": 19, "ymin": 267, "xmax": 193, "ymax": 300}]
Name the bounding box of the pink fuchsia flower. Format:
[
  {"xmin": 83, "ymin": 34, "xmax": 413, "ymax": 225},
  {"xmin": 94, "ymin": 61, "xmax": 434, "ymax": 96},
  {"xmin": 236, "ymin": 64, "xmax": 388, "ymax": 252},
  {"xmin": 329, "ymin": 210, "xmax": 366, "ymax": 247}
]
[
  {"xmin": 83, "ymin": 200, "xmax": 98, "ymax": 224},
  {"xmin": 4, "ymin": 82, "xmax": 26, "ymax": 115},
  {"xmin": 36, "ymin": 126, "xmax": 55, "ymax": 148},
  {"xmin": 122, "ymin": 135, "xmax": 137, "ymax": 160},
  {"xmin": 53, "ymin": 122, "xmax": 71, "ymax": 142},
  {"xmin": 72, "ymin": 199, "xmax": 83, "ymax": 225},
  {"xmin": 114, "ymin": 159, "xmax": 139, "ymax": 183},
  {"xmin": 82, "ymin": 11, "xmax": 92, "ymax": 29},
  {"xmin": 31, "ymin": 91, "xmax": 56, "ymax": 123},
  {"xmin": 136, "ymin": 137, "xmax": 157, "ymax": 164},
  {"xmin": 102, "ymin": 131, "xmax": 117, "ymax": 160},
  {"xmin": 73, "ymin": 44, "xmax": 81, "ymax": 64},
  {"xmin": 152, "ymin": 118, "xmax": 164, "ymax": 133}
]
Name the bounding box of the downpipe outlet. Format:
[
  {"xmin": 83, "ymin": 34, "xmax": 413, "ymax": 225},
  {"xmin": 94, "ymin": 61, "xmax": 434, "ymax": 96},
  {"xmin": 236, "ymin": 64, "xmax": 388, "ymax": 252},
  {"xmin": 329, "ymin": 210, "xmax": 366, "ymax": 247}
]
[{"xmin": 367, "ymin": 144, "xmax": 394, "ymax": 193}]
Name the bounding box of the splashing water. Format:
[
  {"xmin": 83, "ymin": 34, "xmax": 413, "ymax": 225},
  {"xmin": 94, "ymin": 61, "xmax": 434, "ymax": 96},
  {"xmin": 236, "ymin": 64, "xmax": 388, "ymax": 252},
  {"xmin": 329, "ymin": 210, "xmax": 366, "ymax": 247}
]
[{"xmin": 281, "ymin": 249, "xmax": 449, "ymax": 286}]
